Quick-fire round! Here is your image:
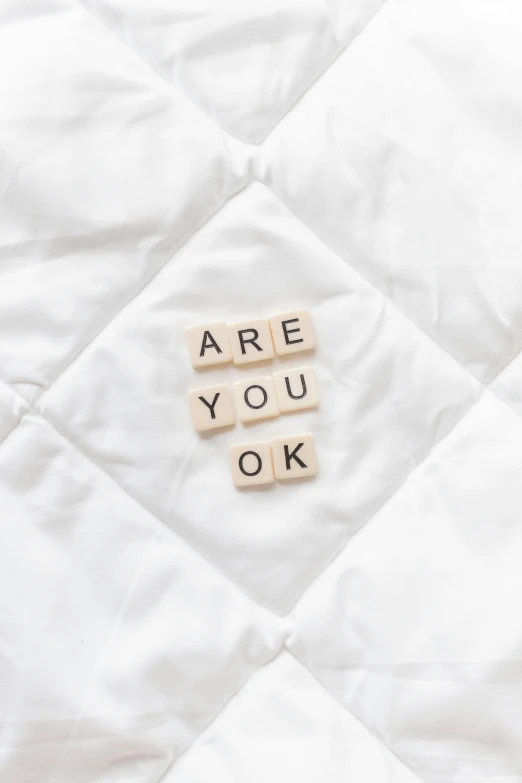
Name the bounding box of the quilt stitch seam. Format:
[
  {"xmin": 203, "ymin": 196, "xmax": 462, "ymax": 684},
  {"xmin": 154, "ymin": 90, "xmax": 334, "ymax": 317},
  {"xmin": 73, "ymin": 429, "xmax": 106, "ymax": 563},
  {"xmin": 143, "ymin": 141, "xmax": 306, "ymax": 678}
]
[
  {"xmin": 74, "ymin": 0, "xmax": 391, "ymax": 146},
  {"xmin": 286, "ymin": 649, "xmax": 430, "ymax": 783}
]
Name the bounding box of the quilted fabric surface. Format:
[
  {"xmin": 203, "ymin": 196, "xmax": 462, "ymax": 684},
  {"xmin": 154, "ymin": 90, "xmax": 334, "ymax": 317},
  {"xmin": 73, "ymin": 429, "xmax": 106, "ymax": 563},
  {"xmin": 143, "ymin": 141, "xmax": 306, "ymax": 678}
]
[{"xmin": 2, "ymin": 1, "xmax": 522, "ymax": 781}]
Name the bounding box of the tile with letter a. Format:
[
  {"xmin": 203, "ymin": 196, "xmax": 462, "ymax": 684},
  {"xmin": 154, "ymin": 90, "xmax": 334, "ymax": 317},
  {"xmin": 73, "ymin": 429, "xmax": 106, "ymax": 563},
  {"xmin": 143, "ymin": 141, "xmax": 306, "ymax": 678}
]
[
  {"xmin": 273, "ymin": 366, "xmax": 319, "ymax": 414},
  {"xmin": 186, "ymin": 322, "xmax": 232, "ymax": 368},
  {"xmin": 269, "ymin": 309, "xmax": 315, "ymax": 356},
  {"xmin": 271, "ymin": 434, "xmax": 317, "ymax": 480},
  {"xmin": 228, "ymin": 318, "xmax": 275, "ymax": 365},
  {"xmin": 229, "ymin": 442, "xmax": 274, "ymax": 487},
  {"xmin": 187, "ymin": 383, "xmax": 236, "ymax": 432},
  {"xmin": 233, "ymin": 375, "xmax": 280, "ymax": 423}
]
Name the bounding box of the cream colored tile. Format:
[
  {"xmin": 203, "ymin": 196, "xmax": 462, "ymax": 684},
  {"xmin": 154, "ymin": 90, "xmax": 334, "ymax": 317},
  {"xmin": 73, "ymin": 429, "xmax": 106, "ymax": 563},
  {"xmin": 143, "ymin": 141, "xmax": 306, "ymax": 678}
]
[
  {"xmin": 187, "ymin": 383, "xmax": 235, "ymax": 432},
  {"xmin": 269, "ymin": 309, "xmax": 315, "ymax": 356},
  {"xmin": 185, "ymin": 322, "xmax": 232, "ymax": 368},
  {"xmin": 228, "ymin": 318, "xmax": 275, "ymax": 365},
  {"xmin": 233, "ymin": 375, "xmax": 280, "ymax": 423},
  {"xmin": 273, "ymin": 366, "xmax": 319, "ymax": 413},
  {"xmin": 229, "ymin": 442, "xmax": 274, "ymax": 487},
  {"xmin": 271, "ymin": 434, "xmax": 317, "ymax": 479}
]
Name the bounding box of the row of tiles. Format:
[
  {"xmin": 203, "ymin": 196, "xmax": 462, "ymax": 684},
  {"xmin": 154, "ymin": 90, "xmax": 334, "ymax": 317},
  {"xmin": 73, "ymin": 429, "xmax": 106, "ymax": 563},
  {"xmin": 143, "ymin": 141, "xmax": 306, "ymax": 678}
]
[
  {"xmin": 230, "ymin": 434, "xmax": 317, "ymax": 487},
  {"xmin": 188, "ymin": 366, "xmax": 318, "ymax": 432},
  {"xmin": 186, "ymin": 309, "xmax": 316, "ymax": 368}
]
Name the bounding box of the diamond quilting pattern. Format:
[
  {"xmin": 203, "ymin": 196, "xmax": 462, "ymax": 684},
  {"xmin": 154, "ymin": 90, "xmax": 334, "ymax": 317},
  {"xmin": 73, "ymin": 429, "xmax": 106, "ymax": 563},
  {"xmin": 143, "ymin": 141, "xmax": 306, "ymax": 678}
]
[
  {"xmin": 0, "ymin": 0, "xmax": 241, "ymax": 404},
  {"xmin": 81, "ymin": 0, "xmax": 387, "ymax": 143},
  {"xmin": 2, "ymin": 0, "xmax": 522, "ymax": 779},
  {"xmin": 291, "ymin": 392, "xmax": 522, "ymax": 780},
  {"xmin": 40, "ymin": 183, "xmax": 480, "ymax": 613},
  {"xmin": 262, "ymin": 0, "xmax": 522, "ymax": 383},
  {"xmin": 0, "ymin": 414, "xmax": 283, "ymax": 780},
  {"xmin": 166, "ymin": 652, "xmax": 422, "ymax": 783}
]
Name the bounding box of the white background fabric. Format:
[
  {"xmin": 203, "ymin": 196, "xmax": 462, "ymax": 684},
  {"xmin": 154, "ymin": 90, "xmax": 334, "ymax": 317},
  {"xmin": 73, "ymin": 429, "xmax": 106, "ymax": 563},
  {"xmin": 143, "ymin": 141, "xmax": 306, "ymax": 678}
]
[{"xmin": 2, "ymin": 1, "xmax": 522, "ymax": 780}]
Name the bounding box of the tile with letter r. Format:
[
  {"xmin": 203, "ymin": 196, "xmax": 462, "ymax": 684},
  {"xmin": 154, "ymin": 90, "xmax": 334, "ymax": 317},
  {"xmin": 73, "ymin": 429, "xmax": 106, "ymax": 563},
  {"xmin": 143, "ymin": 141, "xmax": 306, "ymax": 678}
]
[
  {"xmin": 228, "ymin": 318, "xmax": 275, "ymax": 365},
  {"xmin": 271, "ymin": 434, "xmax": 317, "ymax": 480},
  {"xmin": 273, "ymin": 366, "xmax": 319, "ymax": 414},
  {"xmin": 185, "ymin": 322, "xmax": 232, "ymax": 368},
  {"xmin": 187, "ymin": 383, "xmax": 235, "ymax": 432}
]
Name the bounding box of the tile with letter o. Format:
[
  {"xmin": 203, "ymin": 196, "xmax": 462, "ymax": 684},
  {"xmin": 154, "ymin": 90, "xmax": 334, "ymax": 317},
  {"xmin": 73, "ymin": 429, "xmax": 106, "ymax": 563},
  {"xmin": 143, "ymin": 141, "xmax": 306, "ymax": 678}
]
[
  {"xmin": 228, "ymin": 318, "xmax": 275, "ymax": 365},
  {"xmin": 271, "ymin": 434, "xmax": 317, "ymax": 480},
  {"xmin": 185, "ymin": 322, "xmax": 232, "ymax": 368},
  {"xmin": 187, "ymin": 383, "xmax": 236, "ymax": 432},
  {"xmin": 229, "ymin": 442, "xmax": 274, "ymax": 487},
  {"xmin": 233, "ymin": 375, "xmax": 280, "ymax": 423},
  {"xmin": 273, "ymin": 366, "xmax": 319, "ymax": 413},
  {"xmin": 269, "ymin": 309, "xmax": 315, "ymax": 356}
]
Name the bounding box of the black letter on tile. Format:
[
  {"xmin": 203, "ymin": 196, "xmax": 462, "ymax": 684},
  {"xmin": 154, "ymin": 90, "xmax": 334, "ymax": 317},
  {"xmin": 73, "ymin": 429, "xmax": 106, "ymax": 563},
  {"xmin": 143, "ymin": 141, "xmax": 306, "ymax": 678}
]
[
  {"xmin": 198, "ymin": 392, "xmax": 220, "ymax": 419},
  {"xmin": 282, "ymin": 318, "xmax": 303, "ymax": 346},
  {"xmin": 200, "ymin": 331, "xmax": 223, "ymax": 357},
  {"xmin": 284, "ymin": 442, "xmax": 306, "ymax": 470},
  {"xmin": 238, "ymin": 328, "xmax": 262, "ymax": 355},
  {"xmin": 285, "ymin": 374, "xmax": 307, "ymax": 400},
  {"xmin": 244, "ymin": 385, "xmax": 268, "ymax": 409},
  {"xmin": 239, "ymin": 450, "xmax": 262, "ymax": 476}
]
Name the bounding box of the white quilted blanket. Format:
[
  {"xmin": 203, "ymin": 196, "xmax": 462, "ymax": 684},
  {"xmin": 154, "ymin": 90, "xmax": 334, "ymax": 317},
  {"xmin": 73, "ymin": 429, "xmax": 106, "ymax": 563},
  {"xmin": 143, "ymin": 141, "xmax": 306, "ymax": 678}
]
[{"xmin": 2, "ymin": 1, "xmax": 522, "ymax": 781}]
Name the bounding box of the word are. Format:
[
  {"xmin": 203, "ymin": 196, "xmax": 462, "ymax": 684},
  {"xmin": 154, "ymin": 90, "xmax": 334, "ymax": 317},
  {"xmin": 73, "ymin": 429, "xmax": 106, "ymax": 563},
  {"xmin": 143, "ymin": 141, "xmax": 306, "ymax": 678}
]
[
  {"xmin": 230, "ymin": 434, "xmax": 317, "ymax": 487},
  {"xmin": 186, "ymin": 309, "xmax": 315, "ymax": 368},
  {"xmin": 188, "ymin": 366, "xmax": 319, "ymax": 432}
]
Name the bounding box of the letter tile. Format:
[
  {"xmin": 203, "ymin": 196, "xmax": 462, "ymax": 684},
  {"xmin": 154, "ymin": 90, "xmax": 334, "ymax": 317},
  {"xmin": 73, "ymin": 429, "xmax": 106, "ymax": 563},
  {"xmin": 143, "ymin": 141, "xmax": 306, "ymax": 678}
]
[
  {"xmin": 187, "ymin": 383, "xmax": 235, "ymax": 432},
  {"xmin": 233, "ymin": 375, "xmax": 280, "ymax": 423},
  {"xmin": 273, "ymin": 366, "xmax": 319, "ymax": 413},
  {"xmin": 269, "ymin": 309, "xmax": 316, "ymax": 356},
  {"xmin": 186, "ymin": 322, "xmax": 232, "ymax": 368},
  {"xmin": 229, "ymin": 442, "xmax": 274, "ymax": 487},
  {"xmin": 228, "ymin": 318, "xmax": 275, "ymax": 365},
  {"xmin": 271, "ymin": 434, "xmax": 317, "ymax": 479}
]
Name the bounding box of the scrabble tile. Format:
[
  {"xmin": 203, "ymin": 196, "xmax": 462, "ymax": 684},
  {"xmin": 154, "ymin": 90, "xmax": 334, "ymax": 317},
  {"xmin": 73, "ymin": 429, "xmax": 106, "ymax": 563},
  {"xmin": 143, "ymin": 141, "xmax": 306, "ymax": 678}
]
[
  {"xmin": 233, "ymin": 375, "xmax": 280, "ymax": 423},
  {"xmin": 273, "ymin": 366, "xmax": 319, "ymax": 413},
  {"xmin": 187, "ymin": 383, "xmax": 235, "ymax": 432},
  {"xmin": 185, "ymin": 322, "xmax": 232, "ymax": 368},
  {"xmin": 228, "ymin": 318, "xmax": 275, "ymax": 365},
  {"xmin": 271, "ymin": 434, "xmax": 317, "ymax": 480},
  {"xmin": 229, "ymin": 442, "xmax": 274, "ymax": 487},
  {"xmin": 269, "ymin": 309, "xmax": 316, "ymax": 356}
]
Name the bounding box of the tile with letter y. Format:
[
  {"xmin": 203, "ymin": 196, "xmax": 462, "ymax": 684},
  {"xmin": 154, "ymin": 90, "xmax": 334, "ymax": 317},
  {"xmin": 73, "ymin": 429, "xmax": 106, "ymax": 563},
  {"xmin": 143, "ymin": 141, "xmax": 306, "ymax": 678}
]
[{"xmin": 187, "ymin": 384, "xmax": 235, "ymax": 432}]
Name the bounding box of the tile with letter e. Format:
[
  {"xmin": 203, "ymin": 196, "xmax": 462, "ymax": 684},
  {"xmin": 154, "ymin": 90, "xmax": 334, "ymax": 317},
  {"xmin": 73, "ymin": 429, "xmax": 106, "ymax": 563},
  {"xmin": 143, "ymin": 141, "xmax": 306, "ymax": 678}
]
[
  {"xmin": 233, "ymin": 375, "xmax": 279, "ymax": 423},
  {"xmin": 186, "ymin": 322, "xmax": 232, "ymax": 368},
  {"xmin": 229, "ymin": 442, "xmax": 274, "ymax": 487},
  {"xmin": 269, "ymin": 309, "xmax": 315, "ymax": 356},
  {"xmin": 228, "ymin": 318, "xmax": 275, "ymax": 365},
  {"xmin": 187, "ymin": 383, "xmax": 235, "ymax": 432},
  {"xmin": 273, "ymin": 366, "xmax": 319, "ymax": 413},
  {"xmin": 271, "ymin": 434, "xmax": 317, "ymax": 480}
]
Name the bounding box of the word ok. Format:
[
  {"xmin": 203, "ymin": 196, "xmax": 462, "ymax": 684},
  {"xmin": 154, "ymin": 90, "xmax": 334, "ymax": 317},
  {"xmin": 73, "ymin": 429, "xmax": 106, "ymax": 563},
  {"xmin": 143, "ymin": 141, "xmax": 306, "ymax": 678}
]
[
  {"xmin": 186, "ymin": 309, "xmax": 315, "ymax": 368},
  {"xmin": 188, "ymin": 366, "xmax": 319, "ymax": 432},
  {"xmin": 230, "ymin": 434, "xmax": 317, "ymax": 487}
]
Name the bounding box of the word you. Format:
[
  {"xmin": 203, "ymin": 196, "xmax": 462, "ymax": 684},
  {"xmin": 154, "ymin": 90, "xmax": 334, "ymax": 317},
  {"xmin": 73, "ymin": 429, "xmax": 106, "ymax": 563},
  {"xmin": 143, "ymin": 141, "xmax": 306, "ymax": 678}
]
[{"xmin": 188, "ymin": 366, "xmax": 319, "ymax": 431}]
